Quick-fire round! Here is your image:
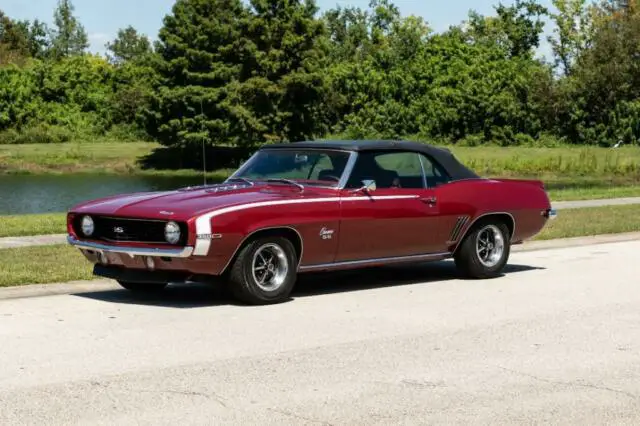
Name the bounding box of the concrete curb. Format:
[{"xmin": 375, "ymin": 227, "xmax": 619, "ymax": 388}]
[
  {"xmin": 553, "ymin": 196, "xmax": 640, "ymax": 209},
  {"xmin": 2, "ymin": 231, "xmax": 639, "ymax": 302},
  {"xmin": 0, "ymin": 234, "xmax": 66, "ymax": 250},
  {"xmin": 512, "ymin": 231, "xmax": 640, "ymax": 252}
]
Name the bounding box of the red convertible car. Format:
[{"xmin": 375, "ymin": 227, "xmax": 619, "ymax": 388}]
[{"xmin": 67, "ymin": 140, "xmax": 556, "ymax": 305}]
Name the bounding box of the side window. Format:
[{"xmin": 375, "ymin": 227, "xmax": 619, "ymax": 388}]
[
  {"xmin": 307, "ymin": 154, "xmax": 335, "ymax": 180},
  {"xmin": 419, "ymin": 154, "xmax": 451, "ymax": 187},
  {"xmin": 346, "ymin": 151, "xmax": 425, "ymax": 189}
]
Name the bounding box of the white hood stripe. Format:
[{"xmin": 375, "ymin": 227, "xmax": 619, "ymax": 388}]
[{"xmin": 192, "ymin": 195, "xmax": 419, "ymax": 256}]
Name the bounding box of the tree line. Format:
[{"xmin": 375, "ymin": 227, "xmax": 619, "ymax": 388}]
[{"xmin": 1, "ymin": 0, "xmax": 639, "ymax": 149}]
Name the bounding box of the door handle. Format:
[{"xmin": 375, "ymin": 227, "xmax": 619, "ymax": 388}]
[{"xmin": 421, "ymin": 196, "xmax": 437, "ymax": 205}]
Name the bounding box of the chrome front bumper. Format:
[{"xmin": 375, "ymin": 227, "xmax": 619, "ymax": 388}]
[{"xmin": 67, "ymin": 236, "xmax": 194, "ymax": 258}]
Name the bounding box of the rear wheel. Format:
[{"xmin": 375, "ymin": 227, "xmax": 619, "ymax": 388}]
[
  {"xmin": 454, "ymin": 219, "xmax": 511, "ymax": 279},
  {"xmin": 117, "ymin": 281, "xmax": 168, "ymax": 293},
  {"xmin": 227, "ymin": 236, "xmax": 298, "ymax": 305}
]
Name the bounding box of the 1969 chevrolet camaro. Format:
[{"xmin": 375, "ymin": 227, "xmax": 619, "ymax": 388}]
[{"xmin": 67, "ymin": 140, "xmax": 556, "ymax": 305}]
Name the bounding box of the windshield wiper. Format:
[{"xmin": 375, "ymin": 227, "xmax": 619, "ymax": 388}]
[
  {"xmin": 264, "ymin": 178, "xmax": 304, "ymax": 191},
  {"xmin": 225, "ymin": 177, "xmax": 254, "ymax": 186}
]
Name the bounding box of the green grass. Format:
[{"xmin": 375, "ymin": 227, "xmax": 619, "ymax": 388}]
[
  {"xmin": 2, "ymin": 204, "xmax": 640, "ymax": 288},
  {"xmin": 0, "ymin": 140, "xmax": 159, "ymax": 175},
  {"xmin": 0, "ymin": 245, "xmax": 93, "ymax": 287},
  {"xmin": 0, "ymin": 213, "xmax": 67, "ymax": 238},
  {"xmin": 546, "ymin": 185, "xmax": 640, "ymax": 201},
  {"xmin": 534, "ymin": 204, "xmax": 640, "ymax": 240},
  {"xmin": 2, "ymin": 140, "xmax": 640, "ymax": 178},
  {"xmin": 450, "ymin": 145, "xmax": 640, "ymax": 177}
]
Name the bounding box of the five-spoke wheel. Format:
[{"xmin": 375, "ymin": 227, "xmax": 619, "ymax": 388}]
[
  {"xmin": 454, "ymin": 219, "xmax": 511, "ymax": 279},
  {"xmin": 251, "ymin": 243, "xmax": 290, "ymax": 292},
  {"xmin": 228, "ymin": 236, "xmax": 298, "ymax": 305},
  {"xmin": 475, "ymin": 224, "xmax": 506, "ymax": 268}
]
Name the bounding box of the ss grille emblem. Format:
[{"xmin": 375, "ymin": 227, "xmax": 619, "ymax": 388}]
[{"xmin": 113, "ymin": 226, "xmax": 125, "ymax": 234}]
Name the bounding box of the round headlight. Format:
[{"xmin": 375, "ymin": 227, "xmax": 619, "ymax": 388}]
[
  {"xmin": 165, "ymin": 221, "xmax": 181, "ymax": 244},
  {"xmin": 81, "ymin": 215, "xmax": 94, "ymax": 236}
]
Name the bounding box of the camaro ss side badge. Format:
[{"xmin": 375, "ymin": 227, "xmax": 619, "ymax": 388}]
[
  {"xmin": 197, "ymin": 233, "xmax": 222, "ymax": 240},
  {"xmin": 320, "ymin": 227, "xmax": 335, "ymax": 240}
]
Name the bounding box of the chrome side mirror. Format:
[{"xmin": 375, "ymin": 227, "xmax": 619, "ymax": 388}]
[{"xmin": 361, "ymin": 179, "xmax": 376, "ymax": 193}]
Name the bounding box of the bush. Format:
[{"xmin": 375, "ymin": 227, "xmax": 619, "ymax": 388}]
[{"xmin": 0, "ymin": 124, "xmax": 72, "ymax": 144}]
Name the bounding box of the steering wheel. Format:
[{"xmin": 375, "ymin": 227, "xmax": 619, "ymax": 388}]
[{"xmin": 320, "ymin": 175, "xmax": 341, "ymax": 182}]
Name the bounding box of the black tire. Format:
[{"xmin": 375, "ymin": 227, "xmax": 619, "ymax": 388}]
[
  {"xmin": 117, "ymin": 280, "xmax": 168, "ymax": 293},
  {"xmin": 227, "ymin": 236, "xmax": 298, "ymax": 305},
  {"xmin": 454, "ymin": 218, "xmax": 511, "ymax": 279}
]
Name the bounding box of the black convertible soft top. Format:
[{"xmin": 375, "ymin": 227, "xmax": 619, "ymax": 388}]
[{"xmin": 263, "ymin": 140, "xmax": 481, "ymax": 181}]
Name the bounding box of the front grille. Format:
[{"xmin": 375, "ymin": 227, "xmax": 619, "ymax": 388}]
[{"xmin": 73, "ymin": 216, "xmax": 188, "ymax": 246}]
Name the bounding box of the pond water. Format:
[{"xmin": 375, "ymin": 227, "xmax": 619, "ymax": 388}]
[{"xmin": 0, "ymin": 174, "xmax": 212, "ymax": 215}]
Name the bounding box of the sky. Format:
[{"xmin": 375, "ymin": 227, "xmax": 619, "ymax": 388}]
[{"xmin": 1, "ymin": 0, "xmax": 555, "ymax": 57}]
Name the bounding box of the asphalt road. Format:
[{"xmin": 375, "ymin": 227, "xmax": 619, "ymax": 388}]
[{"xmin": 2, "ymin": 240, "xmax": 640, "ymax": 425}]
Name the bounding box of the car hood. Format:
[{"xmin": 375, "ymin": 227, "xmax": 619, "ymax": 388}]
[{"xmin": 68, "ymin": 183, "xmax": 336, "ymax": 221}]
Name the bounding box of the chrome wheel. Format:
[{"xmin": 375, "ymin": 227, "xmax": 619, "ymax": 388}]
[
  {"xmin": 475, "ymin": 224, "xmax": 505, "ymax": 268},
  {"xmin": 251, "ymin": 243, "xmax": 290, "ymax": 292}
]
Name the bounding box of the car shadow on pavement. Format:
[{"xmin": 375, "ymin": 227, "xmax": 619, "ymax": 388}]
[
  {"xmin": 72, "ymin": 260, "xmax": 543, "ymax": 309},
  {"xmin": 292, "ymin": 260, "xmax": 543, "ymax": 298}
]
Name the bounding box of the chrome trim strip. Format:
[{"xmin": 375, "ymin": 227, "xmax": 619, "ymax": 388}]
[
  {"xmin": 219, "ymin": 226, "xmax": 306, "ymax": 275},
  {"xmin": 298, "ymin": 252, "xmax": 451, "ymax": 272},
  {"xmin": 451, "ymin": 211, "xmax": 516, "ymax": 253},
  {"xmin": 417, "ymin": 153, "xmax": 429, "ymax": 189},
  {"xmin": 337, "ymin": 151, "xmax": 359, "ymax": 189},
  {"xmin": 67, "ymin": 236, "xmax": 194, "ymax": 258}
]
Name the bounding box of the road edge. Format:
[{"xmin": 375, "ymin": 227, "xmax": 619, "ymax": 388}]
[{"xmin": 2, "ymin": 231, "xmax": 639, "ymax": 301}]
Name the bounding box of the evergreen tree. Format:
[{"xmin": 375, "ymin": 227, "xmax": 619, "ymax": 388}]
[
  {"xmin": 50, "ymin": 0, "xmax": 89, "ymax": 59},
  {"xmin": 237, "ymin": 0, "xmax": 327, "ymax": 143},
  {"xmin": 106, "ymin": 26, "xmax": 152, "ymax": 65},
  {"xmin": 147, "ymin": 0, "xmax": 252, "ymax": 148},
  {"xmin": 148, "ymin": 0, "xmax": 327, "ymax": 149}
]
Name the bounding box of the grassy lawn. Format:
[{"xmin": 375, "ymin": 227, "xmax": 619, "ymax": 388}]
[
  {"xmin": 2, "ymin": 204, "xmax": 640, "ymax": 287},
  {"xmin": 0, "ymin": 245, "xmax": 93, "ymax": 287},
  {"xmin": 534, "ymin": 204, "xmax": 640, "ymax": 240},
  {"xmin": 0, "ymin": 140, "xmax": 159, "ymax": 175},
  {"xmin": 546, "ymin": 184, "xmax": 640, "ymax": 201},
  {"xmin": 449, "ymin": 145, "xmax": 640, "ymax": 177},
  {"xmin": 2, "ymin": 140, "xmax": 640, "ymax": 180},
  {"xmin": 0, "ymin": 213, "xmax": 67, "ymax": 238}
]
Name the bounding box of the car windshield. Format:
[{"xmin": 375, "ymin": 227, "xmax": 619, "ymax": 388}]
[{"xmin": 231, "ymin": 149, "xmax": 351, "ymax": 187}]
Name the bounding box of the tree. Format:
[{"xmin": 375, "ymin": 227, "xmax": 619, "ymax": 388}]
[
  {"xmin": 50, "ymin": 0, "xmax": 89, "ymax": 59},
  {"xmin": 548, "ymin": 0, "xmax": 594, "ymax": 75},
  {"xmin": 147, "ymin": 0, "xmax": 327, "ymax": 149},
  {"xmin": 237, "ymin": 0, "xmax": 327, "ymax": 143},
  {"xmin": 146, "ymin": 0, "xmax": 252, "ymax": 149},
  {"xmin": 106, "ymin": 26, "xmax": 152, "ymax": 64},
  {"xmin": 0, "ymin": 10, "xmax": 30, "ymax": 64},
  {"xmin": 466, "ymin": 0, "xmax": 548, "ymax": 58}
]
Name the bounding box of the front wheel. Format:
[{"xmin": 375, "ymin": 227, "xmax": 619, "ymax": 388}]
[
  {"xmin": 227, "ymin": 236, "xmax": 298, "ymax": 305},
  {"xmin": 117, "ymin": 280, "xmax": 168, "ymax": 293},
  {"xmin": 454, "ymin": 220, "xmax": 511, "ymax": 279}
]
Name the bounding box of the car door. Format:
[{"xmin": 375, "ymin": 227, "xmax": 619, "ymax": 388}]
[{"xmin": 336, "ymin": 150, "xmax": 444, "ymax": 262}]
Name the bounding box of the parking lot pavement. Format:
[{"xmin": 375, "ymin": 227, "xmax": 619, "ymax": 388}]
[{"xmin": 1, "ymin": 240, "xmax": 640, "ymax": 424}]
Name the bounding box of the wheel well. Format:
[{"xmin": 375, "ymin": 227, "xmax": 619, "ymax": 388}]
[
  {"xmin": 454, "ymin": 213, "xmax": 515, "ymax": 253},
  {"xmin": 222, "ymin": 227, "xmax": 304, "ymax": 275}
]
